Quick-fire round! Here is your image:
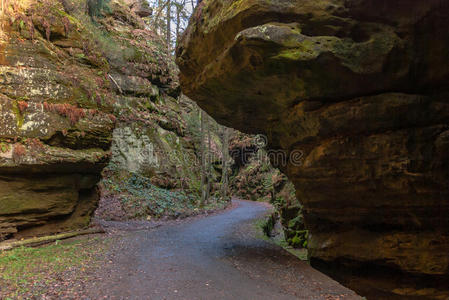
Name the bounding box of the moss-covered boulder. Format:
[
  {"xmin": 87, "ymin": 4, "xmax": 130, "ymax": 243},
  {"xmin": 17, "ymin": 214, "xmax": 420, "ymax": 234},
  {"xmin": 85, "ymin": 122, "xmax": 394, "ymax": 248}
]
[{"xmin": 177, "ymin": 0, "xmax": 449, "ymax": 298}]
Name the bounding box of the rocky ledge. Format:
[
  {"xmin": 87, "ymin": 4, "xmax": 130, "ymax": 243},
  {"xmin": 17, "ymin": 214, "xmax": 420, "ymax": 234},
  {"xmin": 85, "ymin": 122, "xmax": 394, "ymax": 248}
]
[
  {"xmin": 177, "ymin": 0, "xmax": 449, "ymax": 298},
  {"xmin": 0, "ymin": 0, "xmax": 175, "ymax": 240}
]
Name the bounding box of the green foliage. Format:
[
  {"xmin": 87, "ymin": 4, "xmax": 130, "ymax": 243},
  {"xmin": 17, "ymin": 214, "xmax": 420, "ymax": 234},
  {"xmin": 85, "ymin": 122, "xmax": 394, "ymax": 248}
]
[
  {"xmin": 254, "ymin": 215, "xmax": 308, "ymax": 261},
  {"xmin": 262, "ymin": 173, "xmax": 273, "ymax": 193},
  {"xmin": 0, "ymin": 143, "xmax": 10, "ymax": 153},
  {"xmin": 121, "ymin": 173, "xmax": 196, "ymax": 217},
  {"xmin": 287, "ymin": 230, "xmax": 308, "ymax": 249},
  {"xmin": 290, "ymin": 235, "xmax": 302, "ymax": 248},
  {"xmin": 287, "ymin": 215, "xmax": 303, "ymax": 229},
  {"xmin": 259, "ymin": 161, "xmax": 271, "ymax": 173},
  {"xmin": 261, "ymin": 213, "xmax": 277, "ymax": 237},
  {"xmin": 102, "ymin": 172, "xmax": 227, "ymax": 219},
  {"xmin": 273, "ymin": 195, "xmax": 286, "ymax": 208}
]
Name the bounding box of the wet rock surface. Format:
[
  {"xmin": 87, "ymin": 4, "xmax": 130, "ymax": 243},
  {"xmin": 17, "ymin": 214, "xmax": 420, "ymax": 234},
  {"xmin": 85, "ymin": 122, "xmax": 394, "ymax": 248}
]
[{"xmin": 176, "ymin": 0, "xmax": 449, "ymax": 298}]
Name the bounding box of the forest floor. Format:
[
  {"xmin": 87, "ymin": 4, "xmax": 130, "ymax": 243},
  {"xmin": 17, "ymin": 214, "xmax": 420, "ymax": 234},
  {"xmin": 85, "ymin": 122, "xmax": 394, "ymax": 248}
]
[{"xmin": 0, "ymin": 200, "xmax": 361, "ymax": 299}]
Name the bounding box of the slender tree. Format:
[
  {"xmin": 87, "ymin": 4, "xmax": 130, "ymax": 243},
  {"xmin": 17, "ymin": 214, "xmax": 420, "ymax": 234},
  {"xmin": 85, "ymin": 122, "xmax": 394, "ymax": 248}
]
[
  {"xmin": 149, "ymin": 0, "xmax": 190, "ymax": 51},
  {"xmin": 166, "ymin": 0, "xmax": 171, "ymax": 53},
  {"xmin": 175, "ymin": 0, "xmax": 185, "ymax": 42},
  {"xmin": 221, "ymin": 127, "xmax": 230, "ymax": 201},
  {"xmin": 205, "ymin": 113, "xmax": 211, "ymax": 203},
  {"xmin": 200, "ymin": 110, "xmax": 207, "ymax": 206},
  {"xmin": 154, "ymin": 0, "xmax": 167, "ymax": 32}
]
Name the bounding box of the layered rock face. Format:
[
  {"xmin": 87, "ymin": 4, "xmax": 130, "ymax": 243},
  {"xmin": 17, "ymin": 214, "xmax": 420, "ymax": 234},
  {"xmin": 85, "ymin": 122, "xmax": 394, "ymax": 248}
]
[
  {"xmin": 109, "ymin": 95, "xmax": 213, "ymax": 192},
  {"xmin": 0, "ymin": 0, "xmax": 173, "ymax": 240},
  {"xmin": 177, "ymin": 0, "xmax": 449, "ymax": 298}
]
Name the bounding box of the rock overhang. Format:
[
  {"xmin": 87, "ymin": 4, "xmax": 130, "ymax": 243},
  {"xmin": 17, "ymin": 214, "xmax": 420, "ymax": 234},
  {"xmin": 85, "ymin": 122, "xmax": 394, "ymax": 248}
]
[{"xmin": 176, "ymin": 0, "xmax": 449, "ymax": 298}]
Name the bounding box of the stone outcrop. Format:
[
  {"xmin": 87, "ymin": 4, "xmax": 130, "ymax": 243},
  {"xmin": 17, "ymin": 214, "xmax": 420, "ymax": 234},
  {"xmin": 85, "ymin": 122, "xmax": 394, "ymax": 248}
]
[
  {"xmin": 228, "ymin": 132, "xmax": 306, "ymax": 248},
  {"xmin": 123, "ymin": 0, "xmax": 152, "ymax": 17},
  {"xmin": 0, "ymin": 0, "xmax": 173, "ymax": 240},
  {"xmin": 107, "ymin": 94, "xmax": 216, "ymax": 193},
  {"xmin": 177, "ymin": 0, "xmax": 449, "ymax": 298}
]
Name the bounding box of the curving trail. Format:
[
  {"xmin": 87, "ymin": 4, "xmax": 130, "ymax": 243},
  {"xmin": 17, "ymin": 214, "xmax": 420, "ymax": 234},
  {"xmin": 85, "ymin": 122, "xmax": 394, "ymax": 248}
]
[{"xmin": 89, "ymin": 200, "xmax": 362, "ymax": 300}]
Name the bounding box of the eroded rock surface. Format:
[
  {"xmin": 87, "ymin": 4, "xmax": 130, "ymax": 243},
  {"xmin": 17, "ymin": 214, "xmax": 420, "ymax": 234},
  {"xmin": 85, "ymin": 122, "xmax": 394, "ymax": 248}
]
[
  {"xmin": 0, "ymin": 0, "xmax": 173, "ymax": 240},
  {"xmin": 177, "ymin": 0, "xmax": 449, "ymax": 298}
]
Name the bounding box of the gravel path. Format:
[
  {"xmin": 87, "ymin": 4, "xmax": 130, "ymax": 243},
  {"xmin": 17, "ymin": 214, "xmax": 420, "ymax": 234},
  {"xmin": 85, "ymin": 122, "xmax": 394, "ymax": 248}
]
[{"xmin": 87, "ymin": 199, "xmax": 362, "ymax": 300}]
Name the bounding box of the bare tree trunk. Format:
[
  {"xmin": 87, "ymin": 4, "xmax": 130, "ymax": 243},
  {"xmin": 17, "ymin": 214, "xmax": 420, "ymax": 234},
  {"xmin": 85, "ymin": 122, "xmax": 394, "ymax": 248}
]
[
  {"xmin": 175, "ymin": 2, "xmax": 180, "ymax": 43},
  {"xmin": 221, "ymin": 127, "xmax": 230, "ymax": 201},
  {"xmin": 0, "ymin": 0, "xmax": 6, "ymax": 32},
  {"xmin": 166, "ymin": 0, "xmax": 171, "ymax": 54},
  {"xmin": 205, "ymin": 114, "xmax": 211, "ymax": 203},
  {"xmin": 154, "ymin": 0, "xmax": 168, "ymax": 34},
  {"xmin": 200, "ymin": 110, "xmax": 207, "ymax": 206},
  {"xmin": 155, "ymin": 0, "xmax": 163, "ymax": 32},
  {"xmin": 0, "ymin": 229, "xmax": 104, "ymax": 251}
]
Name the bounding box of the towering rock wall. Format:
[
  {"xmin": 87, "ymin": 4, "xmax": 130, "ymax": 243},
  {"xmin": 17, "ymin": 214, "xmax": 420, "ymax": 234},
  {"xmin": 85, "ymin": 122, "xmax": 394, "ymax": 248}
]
[
  {"xmin": 177, "ymin": 0, "xmax": 449, "ymax": 298},
  {"xmin": 0, "ymin": 0, "xmax": 175, "ymax": 240}
]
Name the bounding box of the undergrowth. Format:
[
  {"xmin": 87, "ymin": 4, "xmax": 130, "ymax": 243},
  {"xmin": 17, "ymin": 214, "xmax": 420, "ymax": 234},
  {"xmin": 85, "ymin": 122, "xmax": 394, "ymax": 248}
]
[
  {"xmin": 102, "ymin": 172, "xmax": 228, "ymax": 219},
  {"xmin": 255, "ymin": 218, "xmax": 308, "ymax": 262},
  {"xmin": 0, "ymin": 237, "xmax": 109, "ymax": 299}
]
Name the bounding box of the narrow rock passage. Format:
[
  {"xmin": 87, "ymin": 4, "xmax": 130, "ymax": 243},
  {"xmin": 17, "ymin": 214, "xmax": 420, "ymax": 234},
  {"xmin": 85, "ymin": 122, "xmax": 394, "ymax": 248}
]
[{"xmin": 89, "ymin": 200, "xmax": 361, "ymax": 299}]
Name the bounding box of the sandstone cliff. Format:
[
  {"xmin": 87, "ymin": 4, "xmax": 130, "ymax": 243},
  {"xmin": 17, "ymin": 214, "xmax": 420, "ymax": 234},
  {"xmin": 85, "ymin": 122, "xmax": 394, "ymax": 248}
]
[
  {"xmin": 177, "ymin": 0, "xmax": 449, "ymax": 298},
  {"xmin": 0, "ymin": 0, "xmax": 176, "ymax": 240}
]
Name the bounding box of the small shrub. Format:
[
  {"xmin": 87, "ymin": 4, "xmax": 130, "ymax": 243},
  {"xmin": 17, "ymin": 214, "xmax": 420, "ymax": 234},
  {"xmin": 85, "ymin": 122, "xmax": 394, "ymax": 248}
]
[
  {"xmin": 12, "ymin": 143, "xmax": 26, "ymax": 162},
  {"xmin": 43, "ymin": 102, "xmax": 88, "ymax": 125},
  {"xmin": 108, "ymin": 114, "xmax": 116, "ymax": 123},
  {"xmin": 25, "ymin": 138, "xmax": 45, "ymax": 152},
  {"xmin": 288, "ymin": 230, "xmax": 308, "ymax": 249},
  {"xmin": 0, "ymin": 143, "xmax": 11, "ymax": 153},
  {"xmin": 261, "ymin": 212, "xmax": 277, "ymax": 237},
  {"xmin": 17, "ymin": 101, "xmax": 28, "ymax": 113}
]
